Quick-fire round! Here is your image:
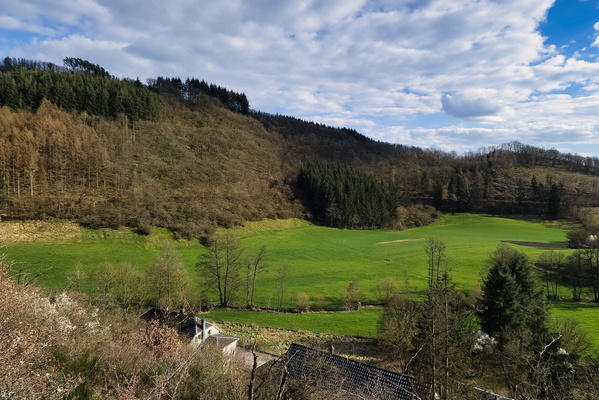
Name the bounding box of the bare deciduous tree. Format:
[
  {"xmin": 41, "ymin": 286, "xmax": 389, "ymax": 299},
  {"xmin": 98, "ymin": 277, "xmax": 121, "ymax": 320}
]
[
  {"xmin": 150, "ymin": 248, "xmax": 190, "ymax": 309},
  {"xmin": 245, "ymin": 245, "xmax": 268, "ymax": 309},
  {"xmin": 198, "ymin": 231, "xmax": 244, "ymax": 307}
]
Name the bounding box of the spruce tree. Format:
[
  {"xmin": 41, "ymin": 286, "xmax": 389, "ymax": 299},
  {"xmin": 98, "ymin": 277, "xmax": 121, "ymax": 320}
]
[
  {"xmin": 547, "ymin": 182, "xmax": 562, "ymax": 218},
  {"xmin": 480, "ymin": 244, "xmax": 549, "ymax": 345},
  {"xmin": 418, "ymin": 238, "xmax": 475, "ymax": 399}
]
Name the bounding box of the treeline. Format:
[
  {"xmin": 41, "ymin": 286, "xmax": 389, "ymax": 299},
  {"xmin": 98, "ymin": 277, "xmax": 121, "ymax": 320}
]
[
  {"xmin": 253, "ymin": 111, "xmax": 589, "ymax": 221},
  {"xmin": 148, "ymin": 76, "xmax": 250, "ymax": 114},
  {"xmin": 0, "ymin": 58, "xmax": 160, "ymax": 122},
  {"xmin": 537, "ymin": 237, "xmax": 599, "ymax": 302},
  {"xmin": 251, "ymin": 111, "xmax": 374, "ymax": 143},
  {"xmin": 63, "ymin": 56, "xmax": 112, "ymax": 79},
  {"xmin": 297, "ymin": 162, "xmax": 396, "ymax": 229},
  {"xmin": 0, "ymin": 56, "xmax": 67, "ymax": 73},
  {"xmin": 432, "ymin": 167, "xmax": 566, "ymax": 217},
  {"xmin": 468, "ymin": 141, "xmax": 599, "ymax": 176},
  {"xmin": 251, "ymin": 110, "xmax": 453, "ymax": 165},
  {"xmin": 379, "ymin": 241, "xmax": 599, "ymax": 400}
]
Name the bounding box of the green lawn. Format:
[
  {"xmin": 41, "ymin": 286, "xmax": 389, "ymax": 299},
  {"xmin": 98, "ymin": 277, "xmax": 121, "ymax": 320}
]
[
  {"xmin": 203, "ymin": 308, "xmax": 384, "ymax": 338},
  {"xmin": 235, "ymin": 214, "xmax": 571, "ymax": 308},
  {"xmin": 5, "ymin": 213, "xmax": 597, "ymax": 345}
]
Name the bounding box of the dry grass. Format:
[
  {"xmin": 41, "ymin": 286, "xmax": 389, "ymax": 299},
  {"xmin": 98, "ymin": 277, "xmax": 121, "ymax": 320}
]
[
  {"xmin": 215, "ymin": 322, "xmax": 378, "ymax": 363},
  {"xmin": 0, "ymin": 257, "xmax": 251, "ymax": 399},
  {"xmin": 0, "ymin": 220, "xmax": 84, "ymax": 243}
]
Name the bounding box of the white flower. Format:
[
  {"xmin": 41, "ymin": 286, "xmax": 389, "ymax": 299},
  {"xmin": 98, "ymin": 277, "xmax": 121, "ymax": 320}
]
[{"xmin": 473, "ymin": 330, "xmax": 496, "ymax": 351}]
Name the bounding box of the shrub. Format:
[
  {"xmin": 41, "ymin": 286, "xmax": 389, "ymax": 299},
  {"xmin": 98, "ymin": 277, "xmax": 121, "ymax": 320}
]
[{"xmin": 296, "ymin": 292, "xmax": 310, "ymax": 312}]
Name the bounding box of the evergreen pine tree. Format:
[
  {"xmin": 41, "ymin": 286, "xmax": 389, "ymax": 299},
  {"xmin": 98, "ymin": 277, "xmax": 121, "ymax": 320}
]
[
  {"xmin": 480, "ymin": 244, "xmax": 549, "ymax": 345},
  {"xmin": 547, "ymin": 182, "xmax": 562, "ymax": 218}
]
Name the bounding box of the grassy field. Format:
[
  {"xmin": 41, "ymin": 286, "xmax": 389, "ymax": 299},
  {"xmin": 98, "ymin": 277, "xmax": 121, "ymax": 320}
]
[
  {"xmin": 203, "ymin": 308, "xmax": 384, "ymax": 338},
  {"xmin": 235, "ymin": 213, "xmax": 572, "ymax": 308},
  {"xmin": 4, "ymin": 213, "xmax": 597, "ymax": 343},
  {"xmin": 204, "ymin": 301, "xmax": 599, "ymax": 351},
  {"xmin": 0, "ymin": 221, "xmax": 206, "ymax": 292},
  {"xmin": 0, "ymin": 214, "xmax": 574, "ymax": 306},
  {"xmin": 551, "ymin": 301, "xmax": 599, "ymax": 349}
]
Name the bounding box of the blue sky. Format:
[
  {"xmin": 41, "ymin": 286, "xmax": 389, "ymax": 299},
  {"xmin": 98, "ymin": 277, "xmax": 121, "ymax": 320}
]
[{"xmin": 1, "ymin": 0, "xmax": 599, "ymax": 156}]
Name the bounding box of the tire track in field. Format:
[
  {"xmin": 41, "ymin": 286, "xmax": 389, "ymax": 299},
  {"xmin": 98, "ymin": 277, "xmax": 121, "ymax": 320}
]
[{"xmin": 375, "ymin": 238, "xmax": 423, "ymax": 245}]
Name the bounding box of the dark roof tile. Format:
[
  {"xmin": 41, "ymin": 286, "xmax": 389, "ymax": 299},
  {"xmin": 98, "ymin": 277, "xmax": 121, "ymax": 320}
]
[{"xmin": 284, "ymin": 343, "xmax": 427, "ymax": 400}]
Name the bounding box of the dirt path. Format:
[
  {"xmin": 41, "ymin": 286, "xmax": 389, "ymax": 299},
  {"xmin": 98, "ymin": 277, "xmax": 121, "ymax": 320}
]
[
  {"xmin": 502, "ymin": 240, "xmax": 566, "ymax": 248},
  {"xmin": 376, "ymin": 238, "xmax": 423, "ymax": 245}
]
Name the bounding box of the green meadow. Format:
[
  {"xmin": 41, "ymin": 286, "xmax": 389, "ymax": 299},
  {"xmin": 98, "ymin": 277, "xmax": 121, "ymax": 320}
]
[
  {"xmin": 551, "ymin": 301, "xmax": 599, "ymax": 349},
  {"xmin": 234, "ymin": 213, "xmax": 571, "ymax": 307},
  {"xmin": 0, "ymin": 223, "xmax": 206, "ymax": 292},
  {"xmin": 204, "ymin": 303, "xmax": 599, "ymax": 349},
  {"xmin": 3, "ymin": 213, "xmax": 597, "ymax": 343},
  {"xmin": 203, "ymin": 308, "xmax": 384, "ymax": 338},
  {"xmin": 0, "ymin": 214, "xmax": 576, "ymax": 306}
]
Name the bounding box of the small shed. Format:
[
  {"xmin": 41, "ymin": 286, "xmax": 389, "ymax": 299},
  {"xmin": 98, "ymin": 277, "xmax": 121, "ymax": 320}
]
[{"xmin": 140, "ymin": 307, "xmax": 238, "ymax": 352}]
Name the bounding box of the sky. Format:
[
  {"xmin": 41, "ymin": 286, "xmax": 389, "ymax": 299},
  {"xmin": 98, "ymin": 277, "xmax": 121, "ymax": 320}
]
[{"xmin": 1, "ymin": 0, "xmax": 599, "ymax": 156}]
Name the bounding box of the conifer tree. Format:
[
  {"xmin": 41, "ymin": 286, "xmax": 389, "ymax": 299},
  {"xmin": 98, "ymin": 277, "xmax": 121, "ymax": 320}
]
[
  {"xmin": 480, "ymin": 244, "xmax": 549, "ymax": 345},
  {"xmin": 417, "ymin": 238, "xmax": 475, "ymax": 399}
]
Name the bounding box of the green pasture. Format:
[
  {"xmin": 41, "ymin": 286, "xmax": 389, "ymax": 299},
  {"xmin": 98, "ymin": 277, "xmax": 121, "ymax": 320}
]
[
  {"xmin": 5, "ymin": 213, "xmax": 598, "ymax": 345},
  {"xmin": 203, "ymin": 308, "xmax": 383, "ymax": 338},
  {"xmin": 234, "ymin": 213, "xmax": 571, "ymax": 308},
  {"xmin": 1, "ymin": 214, "xmax": 572, "ymax": 307},
  {"xmin": 551, "ymin": 301, "xmax": 599, "ymax": 349},
  {"xmin": 203, "ymin": 302, "xmax": 599, "ymax": 349},
  {"xmin": 1, "ymin": 225, "xmax": 206, "ymax": 293}
]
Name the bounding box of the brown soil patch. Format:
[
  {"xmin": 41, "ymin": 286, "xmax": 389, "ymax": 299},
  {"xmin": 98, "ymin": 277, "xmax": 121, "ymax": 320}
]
[
  {"xmin": 376, "ymin": 238, "xmax": 423, "ymax": 245},
  {"xmin": 502, "ymin": 240, "xmax": 566, "ymax": 248}
]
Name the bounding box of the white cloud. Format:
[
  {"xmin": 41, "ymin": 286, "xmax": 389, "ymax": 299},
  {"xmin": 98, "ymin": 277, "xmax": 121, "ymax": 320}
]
[
  {"xmin": 2, "ymin": 0, "xmax": 599, "ymax": 154},
  {"xmin": 0, "ymin": 15, "xmax": 55, "ymax": 36},
  {"xmin": 441, "ymin": 89, "xmax": 503, "ymax": 119}
]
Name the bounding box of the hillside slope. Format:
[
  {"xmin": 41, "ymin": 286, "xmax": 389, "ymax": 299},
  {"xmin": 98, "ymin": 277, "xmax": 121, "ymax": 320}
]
[
  {"xmin": 2, "ymin": 63, "xmax": 599, "ymax": 237},
  {"xmin": 0, "ymin": 97, "xmax": 302, "ymax": 238}
]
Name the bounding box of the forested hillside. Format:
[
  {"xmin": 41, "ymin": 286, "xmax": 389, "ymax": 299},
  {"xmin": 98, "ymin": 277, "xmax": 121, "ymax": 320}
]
[
  {"xmin": 0, "ymin": 57, "xmax": 160, "ymax": 122},
  {"xmin": 2, "ymin": 58, "xmax": 599, "ymax": 238}
]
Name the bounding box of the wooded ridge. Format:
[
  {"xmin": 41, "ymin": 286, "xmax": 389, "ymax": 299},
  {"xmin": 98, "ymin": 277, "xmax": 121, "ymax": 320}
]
[{"xmin": 1, "ymin": 57, "xmax": 599, "ymax": 238}]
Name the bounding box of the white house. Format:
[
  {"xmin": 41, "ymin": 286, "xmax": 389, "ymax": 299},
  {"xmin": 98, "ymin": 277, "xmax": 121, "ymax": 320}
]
[{"xmin": 140, "ymin": 307, "xmax": 238, "ymax": 354}]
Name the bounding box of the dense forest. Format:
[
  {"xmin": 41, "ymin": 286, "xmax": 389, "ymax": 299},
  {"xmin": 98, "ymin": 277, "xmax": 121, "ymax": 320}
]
[
  {"xmin": 1, "ymin": 57, "xmax": 599, "ymax": 238},
  {"xmin": 147, "ymin": 76, "xmax": 250, "ymax": 115},
  {"xmin": 0, "ymin": 57, "xmax": 160, "ymax": 122},
  {"xmin": 297, "ymin": 162, "xmax": 396, "ymax": 229}
]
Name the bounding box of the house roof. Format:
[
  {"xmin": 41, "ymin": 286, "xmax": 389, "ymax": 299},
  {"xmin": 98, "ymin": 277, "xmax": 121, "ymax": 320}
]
[
  {"xmin": 140, "ymin": 307, "xmax": 186, "ymax": 323},
  {"xmin": 139, "ymin": 307, "xmax": 221, "ymax": 339},
  {"xmin": 205, "ymin": 334, "xmax": 239, "ymax": 349},
  {"xmin": 284, "ymin": 343, "xmax": 426, "ymax": 400}
]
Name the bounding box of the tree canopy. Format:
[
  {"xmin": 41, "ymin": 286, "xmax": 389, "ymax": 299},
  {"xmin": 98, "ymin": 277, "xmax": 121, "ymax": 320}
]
[
  {"xmin": 148, "ymin": 76, "xmax": 249, "ymax": 114},
  {"xmin": 480, "ymin": 244, "xmax": 549, "ymax": 344},
  {"xmin": 0, "ymin": 61, "xmax": 160, "ymax": 122},
  {"xmin": 297, "ymin": 162, "xmax": 396, "ymax": 229}
]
